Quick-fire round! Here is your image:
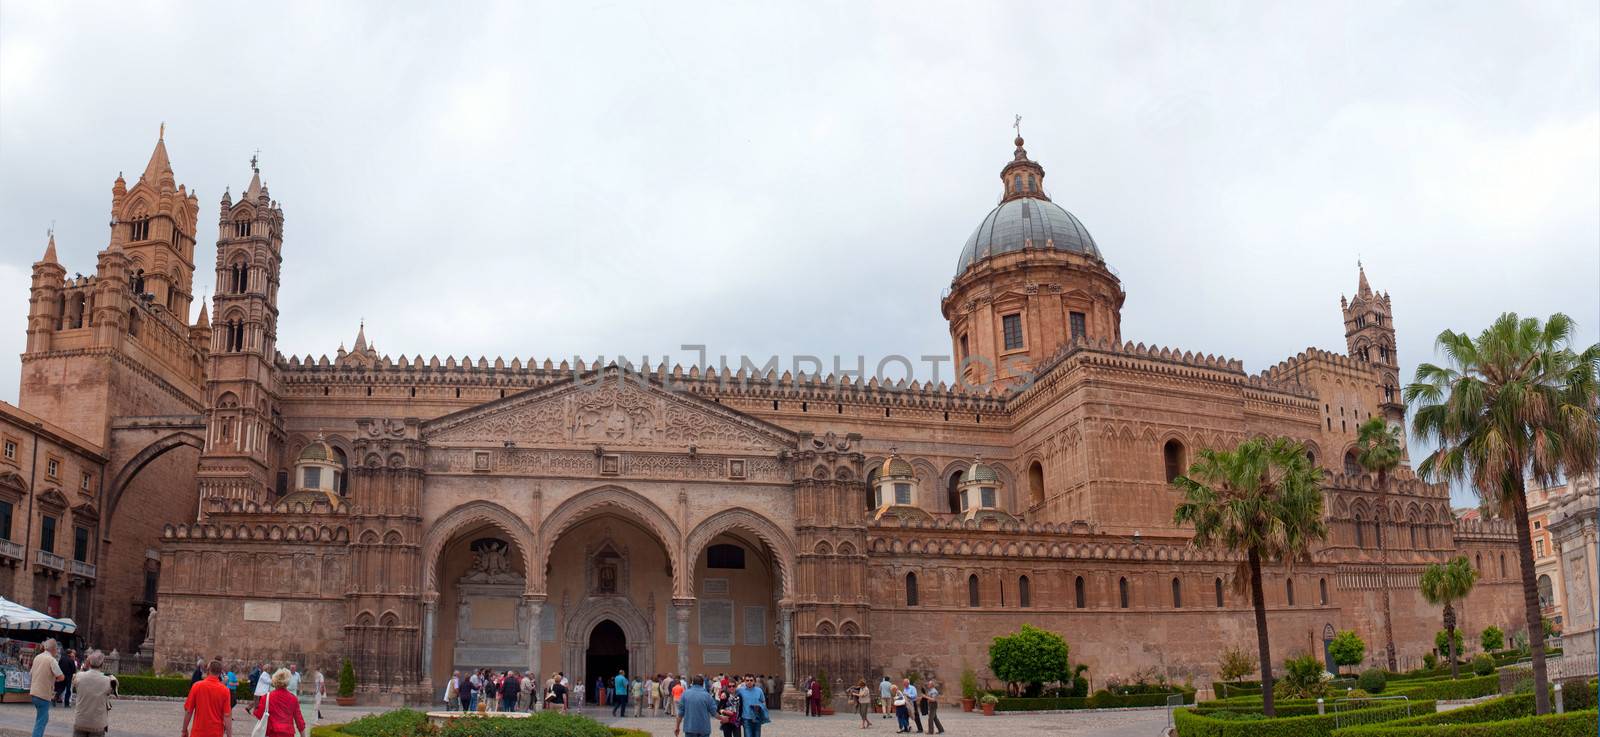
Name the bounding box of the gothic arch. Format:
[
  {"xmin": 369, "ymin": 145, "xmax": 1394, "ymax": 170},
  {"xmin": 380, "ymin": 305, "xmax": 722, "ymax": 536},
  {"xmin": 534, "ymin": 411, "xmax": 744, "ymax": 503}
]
[
  {"xmin": 538, "ymin": 484, "xmax": 682, "ymax": 596},
  {"xmin": 106, "ymin": 431, "xmax": 204, "ymax": 528},
  {"xmin": 684, "ymin": 507, "xmax": 797, "ymax": 599},
  {"xmin": 560, "ymin": 595, "xmax": 655, "ymax": 680},
  {"xmin": 421, "ymin": 500, "xmax": 538, "ymax": 596}
]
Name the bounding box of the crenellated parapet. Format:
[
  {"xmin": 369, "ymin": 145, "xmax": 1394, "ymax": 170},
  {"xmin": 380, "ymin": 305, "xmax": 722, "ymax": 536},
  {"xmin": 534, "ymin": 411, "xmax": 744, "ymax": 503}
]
[
  {"xmin": 1453, "ymin": 516, "xmax": 1518, "ymax": 542},
  {"xmin": 161, "ymin": 519, "xmax": 350, "ymax": 543}
]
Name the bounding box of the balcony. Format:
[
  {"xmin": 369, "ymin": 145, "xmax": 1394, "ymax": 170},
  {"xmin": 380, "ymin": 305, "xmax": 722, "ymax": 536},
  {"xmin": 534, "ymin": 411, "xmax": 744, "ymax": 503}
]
[
  {"xmin": 68, "ymin": 560, "xmax": 95, "ymax": 579},
  {"xmin": 0, "ymin": 539, "xmax": 22, "ymax": 562},
  {"xmin": 35, "ymin": 550, "xmax": 64, "ymax": 572}
]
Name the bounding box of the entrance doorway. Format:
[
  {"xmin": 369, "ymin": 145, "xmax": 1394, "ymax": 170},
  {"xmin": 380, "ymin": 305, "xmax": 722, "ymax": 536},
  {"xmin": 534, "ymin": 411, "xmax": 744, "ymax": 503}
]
[{"xmin": 585, "ymin": 620, "xmax": 628, "ymax": 704}]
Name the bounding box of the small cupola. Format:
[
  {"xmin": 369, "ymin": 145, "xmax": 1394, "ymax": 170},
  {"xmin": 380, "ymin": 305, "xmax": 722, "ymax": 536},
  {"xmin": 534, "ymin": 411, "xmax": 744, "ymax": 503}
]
[
  {"xmin": 873, "ymin": 450, "xmax": 917, "ymax": 509},
  {"xmin": 999, "ymin": 135, "xmax": 1048, "ymax": 203},
  {"xmin": 285, "ymin": 435, "xmax": 342, "ymax": 507},
  {"xmin": 957, "ymin": 456, "xmax": 1017, "ymax": 524}
]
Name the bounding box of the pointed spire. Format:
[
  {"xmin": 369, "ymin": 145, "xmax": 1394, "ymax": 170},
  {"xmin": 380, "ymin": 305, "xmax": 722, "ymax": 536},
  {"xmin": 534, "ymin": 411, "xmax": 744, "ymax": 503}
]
[
  {"xmin": 41, "ymin": 230, "xmax": 58, "ymax": 265},
  {"xmin": 1357, "ymin": 261, "xmax": 1371, "ymax": 297},
  {"xmin": 195, "ymin": 301, "xmax": 209, "ymax": 329},
  {"xmin": 140, "ymin": 127, "xmax": 173, "ymax": 184},
  {"xmin": 353, "ymin": 320, "xmax": 368, "ymax": 352}
]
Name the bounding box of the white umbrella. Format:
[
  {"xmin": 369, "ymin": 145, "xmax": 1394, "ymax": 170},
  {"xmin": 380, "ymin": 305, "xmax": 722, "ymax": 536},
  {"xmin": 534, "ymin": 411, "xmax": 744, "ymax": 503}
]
[{"xmin": 0, "ymin": 597, "xmax": 76, "ymax": 634}]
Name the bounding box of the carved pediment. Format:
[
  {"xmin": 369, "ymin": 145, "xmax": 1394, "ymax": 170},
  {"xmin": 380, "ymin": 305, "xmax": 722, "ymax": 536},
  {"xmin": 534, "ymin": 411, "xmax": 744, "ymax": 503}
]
[{"xmin": 422, "ymin": 369, "xmax": 796, "ymax": 453}]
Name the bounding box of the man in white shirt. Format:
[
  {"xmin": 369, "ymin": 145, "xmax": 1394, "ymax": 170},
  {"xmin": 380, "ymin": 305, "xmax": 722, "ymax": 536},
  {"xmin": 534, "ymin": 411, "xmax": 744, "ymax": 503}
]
[{"xmin": 29, "ymin": 640, "xmax": 64, "ymax": 737}]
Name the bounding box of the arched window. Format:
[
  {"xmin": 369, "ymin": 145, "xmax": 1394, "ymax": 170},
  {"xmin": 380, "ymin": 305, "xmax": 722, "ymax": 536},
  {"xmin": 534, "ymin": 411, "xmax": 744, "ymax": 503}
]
[
  {"xmin": 1475, "ymin": 553, "xmax": 1482, "ymax": 571},
  {"xmin": 946, "ymin": 470, "xmax": 963, "ymax": 514},
  {"xmin": 132, "ymin": 268, "xmax": 146, "ymax": 295},
  {"xmin": 1018, "ymin": 576, "xmax": 1031, "ymax": 608},
  {"xmin": 1286, "ymin": 579, "xmax": 1296, "ymax": 606},
  {"xmin": 1027, "ymin": 174, "xmax": 1036, "ymax": 192},
  {"xmin": 1074, "ymin": 576, "xmax": 1086, "ymax": 609},
  {"xmin": 1344, "ymin": 451, "xmax": 1362, "ymax": 476},
  {"xmin": 1171, "ymin": 577, "xmax": 1182, "ymax": 608},
  {"xmin": 905, "ymin": 572, "xmax": 918, "ymax": 607},
  {"xmin": 1215, "ymin": 577, "xmax": 1224, "ymax": 607},
  {"xmin": 1163, "ymin": 440, "xmax": 1186, "ymax": 483},
  {"xmin": 1028, "ymin": 462, "xmax": 1045, "ymax": 507},
  {"xmin": 1354, "ymin": 513, "xmax": 1365, "ymax": 548},
  {"xmin": 967, "ymin": 574, "xmax": 980, "ymax": 608},
  {"xmin": 866, "ymin": 468, "xmax": 880, "ymax": 510},
  {"xmin": 1306, "ymin": 449, "xmax": 1317, "ymax": 466},
  {"xmin": 1118, "ymin": 577, "xmax": 1129, "ymax": 609},
  {"xmin": 1499, "ymin": 554, "xmax": 1506, "ymax": 577},
  {"xmin": 1538, "ymin": 574, "xmax": 1554, "ymax": 608},
  {"xmin": 229, "ymin": 262, "xmax": 248, "ymax": 294},
  {"xmin": 1012, "ymin": 174, "xmax": 1022, "ymax": 193},
  {"xmin": 126, "ymin": 308, "xmax": 140, "ymax": 337},
  {"xmin": 1319, "ymin": 578, "xmax": 1329, "ymax": 605},
  {"xmin": 1409, "ymin": 523, "xmax": 1418, "ymax": 548}
]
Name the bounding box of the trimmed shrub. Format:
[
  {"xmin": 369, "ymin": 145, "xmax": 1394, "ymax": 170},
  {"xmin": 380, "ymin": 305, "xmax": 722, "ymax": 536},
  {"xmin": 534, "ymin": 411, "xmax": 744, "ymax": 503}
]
[
  {"xmin": 1172, "ymin": 699, "xmax": 1436, "ymax": 737},
  {"xmin": 339, "ymin": 710, "xmax": 430, "ymax": 737},
  {"xmin": 995, "ymin": 689, "xmax": 1194, "ymax": 711},
  {"xmin": 1330, "ymin": 708, "xmax": 1598, "ymax": 736},
  {"xmin": 1469, "ymin": 654, "xmax": 1494, "ymax": 677},
  {"xmin": 437, "ymin": 713, "xmax": 614, "ymax": 737},
  {"xmin": 114, "ymin": 675, "xmax": 195, "ymax": 697},
  {"xmin": 1359, "ymin": 668, "xmax": 1388, "ymax": 694},
  {"xmin": 1390, "ymin": 674, "xmax": 1499, "ymax": 701}
]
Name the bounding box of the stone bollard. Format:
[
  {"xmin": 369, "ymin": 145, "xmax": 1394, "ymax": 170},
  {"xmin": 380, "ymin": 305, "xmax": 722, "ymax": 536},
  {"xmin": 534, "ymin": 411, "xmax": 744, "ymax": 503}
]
[
  {"xmin": 1317, "ymin": 698, "xmax": 1325, "ymax": 716},
  {"xmin": 1554, "ymin": 682, "xmax": 1564, "ymax": 714}
]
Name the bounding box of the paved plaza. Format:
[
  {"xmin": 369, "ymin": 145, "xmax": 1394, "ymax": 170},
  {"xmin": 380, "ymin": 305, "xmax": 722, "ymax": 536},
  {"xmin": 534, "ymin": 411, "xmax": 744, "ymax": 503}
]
[{"xmin": 0, "ymin": 700, "xmax": 1174, "ymax": 737}]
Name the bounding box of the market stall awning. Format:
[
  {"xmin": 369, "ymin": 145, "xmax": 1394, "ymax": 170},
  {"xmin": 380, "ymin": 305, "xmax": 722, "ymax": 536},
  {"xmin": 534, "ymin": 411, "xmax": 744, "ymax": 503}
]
[{"xmin": 0, "ymin": 598, "xmax": 76, "ymax": 634}]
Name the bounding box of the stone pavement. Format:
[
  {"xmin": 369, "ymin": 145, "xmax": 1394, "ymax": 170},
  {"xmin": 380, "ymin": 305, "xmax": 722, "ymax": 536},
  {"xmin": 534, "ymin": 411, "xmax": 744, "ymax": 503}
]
[{"xmin": 0, "ymin": 700, "xmax": 1173, "ymax": 737}]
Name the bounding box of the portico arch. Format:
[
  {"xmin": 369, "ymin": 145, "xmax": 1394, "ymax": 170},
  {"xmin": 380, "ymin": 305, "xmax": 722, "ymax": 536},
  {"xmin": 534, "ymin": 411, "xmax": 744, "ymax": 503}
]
[
  {"xmin": 537, "ymin": 484, "xmax": 683, "ymax": 595},
  {"xmin": 421, "ymin": 501, "xmax": 538, "ymax": 596},
  {"xmin": 684, "ymin": 507, "xmax": 797, "ymax": 600}
]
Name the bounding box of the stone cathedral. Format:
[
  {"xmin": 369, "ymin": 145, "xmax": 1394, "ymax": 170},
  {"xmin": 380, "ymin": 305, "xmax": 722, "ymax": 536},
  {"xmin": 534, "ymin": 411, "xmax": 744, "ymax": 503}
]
[{"xmin": 10, "ymin": 130, "xmax": 1524, "ymax": 704}]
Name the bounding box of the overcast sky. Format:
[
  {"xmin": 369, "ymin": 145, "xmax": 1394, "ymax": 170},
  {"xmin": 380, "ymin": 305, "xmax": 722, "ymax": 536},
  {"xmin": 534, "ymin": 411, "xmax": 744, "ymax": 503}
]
[{"xmin": 2, "ymin": 2, "xmax": 1596, "ymax": 507}]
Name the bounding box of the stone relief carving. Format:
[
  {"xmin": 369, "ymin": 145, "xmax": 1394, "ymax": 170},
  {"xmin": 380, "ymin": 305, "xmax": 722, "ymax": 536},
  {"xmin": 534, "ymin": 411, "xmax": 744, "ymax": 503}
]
[{"xmin": 463, "ymin": 539, "xmax": 519, "ymax": 584}]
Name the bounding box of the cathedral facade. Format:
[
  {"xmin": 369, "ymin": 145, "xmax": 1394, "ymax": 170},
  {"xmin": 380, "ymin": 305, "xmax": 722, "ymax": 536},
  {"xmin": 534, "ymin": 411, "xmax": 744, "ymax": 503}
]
[{"xmin": 13, "ymin": 132, "xmax": 1524, "ymax": 702}]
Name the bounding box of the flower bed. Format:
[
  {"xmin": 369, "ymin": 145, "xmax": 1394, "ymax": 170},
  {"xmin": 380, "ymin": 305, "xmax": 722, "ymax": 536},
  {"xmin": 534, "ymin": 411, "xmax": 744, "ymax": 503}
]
[
  {"xmin": 312, "ymin": 710, "xmax": 645, "ymax": 737},
  {"xmin": 1173, "ymin": 700, "xmax": 1436, "ymax": 737}
]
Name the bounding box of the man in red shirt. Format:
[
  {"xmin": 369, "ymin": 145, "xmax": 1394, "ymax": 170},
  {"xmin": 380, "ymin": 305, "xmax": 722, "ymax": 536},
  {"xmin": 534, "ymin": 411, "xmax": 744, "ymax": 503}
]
[{"xmin": 183, "ymin": 660, "xmax": 233, "ymax": 737}]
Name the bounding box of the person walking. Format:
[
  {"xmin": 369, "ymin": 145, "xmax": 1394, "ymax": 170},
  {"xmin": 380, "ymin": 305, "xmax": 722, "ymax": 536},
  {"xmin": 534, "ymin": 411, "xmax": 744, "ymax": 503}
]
[
  {"xmin": 519, "ymin": 670, "xmax": 534, "ymax": 712},
  {"xmin": 70, "ymin": 650, "xmax": 116, "ymax": 737},
  {"xmin": 501, "ymin": 671, "xmax": 521, "ymax": 712},
  {"xmin": 901, "ymin": 680, "xmax": 923, "ymax": 733},
  {"xmin": 632, "ymin": 677, "xmax": 645, "ymax": 717},
  {"xmin": 923, "ymin": 680, "xmax": 944, "ymax": 734},
  {"xmin": 443, "ymin": 672, "xmax": 459, "ymax": 713},
  {"xmin": 549, "ymin": 673, "xmax": 568, "ymax": 714},
  {"xmin": 252, "ymin": 669, "xmax": 307, "ymax": 737},
  {"xmin": 715, "ymin": 682, "xmax": 742, "ymax": 737},
  {"xmin": 57, "ymin": 649, "xmax": 77, "ymax": 707},
  {"xmin": 29, "ymin": 639, "xmax": 64, "ymax": 737},
  {"xmin": 891, "ymin": 684, "xmax": 910, "ymax": 733},
  {"xmin": 571, "ymin": 680, "xmax": 584, "ymax": 712},
  {"xmin": 311, "ymin": 668, "xmax": 325, "ymax": 723},
  {"xmin": 252, "ymin": 663, "xmax": 273, "ymax": 713},
  {"xmin": 736, "ymin": 674, "xmax": 769, "ymax": 737},
  {"xmin": 287, "ymin": 666, "xmax": 301, "ymax": 697},
  {"xmin": 191, "ymin": 658, "xmax": 206, "ymax": 684},
  {"xmin": 807, "ymin": 677, "xmax": 822, "ymax": 717},
  {"xmin": 674, "ymin": 675, "xmax": 717, "ymax": 737},
  {"xmin": 851, "ymin": 679, "xmax": 873, "ymax": 729},
  {"xmin": 458, "ymin": 671, "xmax": 474, "ymax": 712},
  {"xmin": 612, "ymin": 669, "xmax": 629, "ymax": 717},
  {"xmin": 879, "ymin": 676, "xmax": 893, "ymax": 720},
  {"xmin": 182, "ymin": 660, "xmax": 233, "ymax": 737}
]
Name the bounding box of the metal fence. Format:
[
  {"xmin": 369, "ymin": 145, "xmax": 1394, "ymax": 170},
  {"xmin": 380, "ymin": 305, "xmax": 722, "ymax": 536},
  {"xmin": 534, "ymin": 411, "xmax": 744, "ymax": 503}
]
[
  {"xmin": 1165, "ymin": 693, "xmax": 1186, "ymax": 729},
  {"xmin": 1332, "ymin": 696, "xmax": 1412, "ymax": 729}
]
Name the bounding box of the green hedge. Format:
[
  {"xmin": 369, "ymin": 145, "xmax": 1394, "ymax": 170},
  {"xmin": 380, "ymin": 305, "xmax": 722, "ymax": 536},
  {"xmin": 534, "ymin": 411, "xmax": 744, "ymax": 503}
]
[
  {"xmin": 338, "ymin": 710, "xmax": 430, "ymax": 737},
  {"xmin": 1390, "ymin": 675, "xmax": 1500, "ymax": 701},
  {"xmin": 1174, "ymin": 700, "xmax": 1436, "ymax": 737},
  {"xmin": 316, "ymin": 713, "xmax": 634, "ymax": 737},
  {"xmin": 1329, "ymin": 709, "xmax": 1597, "ymax": 736},
  {"xmin": 996, "ymin": 689, "xmax": 1195, "ymax": 710},
  {"xmin": 1333, "ymin": 683, "xmax": 1596, "ymax": 731},
  {"xmin": 114, "ymin": 675, "xmax": 194, "ymax": 698}
]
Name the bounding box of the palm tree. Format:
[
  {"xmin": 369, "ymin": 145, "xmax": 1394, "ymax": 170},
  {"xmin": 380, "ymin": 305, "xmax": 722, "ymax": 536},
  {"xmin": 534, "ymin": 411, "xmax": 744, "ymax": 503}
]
[
  {"xmin": 1356, "ymin": 417, "xmax": 1403, "ymax": 672},
  {"xmin": 1406, "ymin": 312, "xmax": 1599, "ymax": 713},
  {"xmin": 1173, "ymin": 436, "xmax": 1326, "ymax": 717},
  {"xmin": 1420, "ymin": 557, "xmax": 1478, "ymax": 679}
]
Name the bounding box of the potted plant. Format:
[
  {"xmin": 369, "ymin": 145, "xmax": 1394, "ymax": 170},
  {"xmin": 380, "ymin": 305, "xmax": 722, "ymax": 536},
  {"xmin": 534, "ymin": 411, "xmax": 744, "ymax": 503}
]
[
  {"xmin": 816, "ymin": 669, "xmax": 835, "ymax": 715},
  {"xmin": 979, "ymin": 693, "xmax": 998, "ymax": 716},
  {"xmin": 336, "ymin": 658, "xmax": 357, "ymax": 706},
  {"xmin": 960, "ymin": 667, "xmax": 979, "ymax": 712}
]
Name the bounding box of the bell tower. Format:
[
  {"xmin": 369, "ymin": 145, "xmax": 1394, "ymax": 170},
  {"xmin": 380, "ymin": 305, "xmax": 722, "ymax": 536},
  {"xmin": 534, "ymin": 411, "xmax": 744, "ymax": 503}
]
[
  {"xmin": 195, "ymin": 157, "xmax": 285, "ymax": 506},
  {"xmin": 1341, "ymin": 264, "xmax": 1405, "ymax": 428},
  {"xmin": 112, "ymin": 125, "xmax": 200, "ymax": 318}
]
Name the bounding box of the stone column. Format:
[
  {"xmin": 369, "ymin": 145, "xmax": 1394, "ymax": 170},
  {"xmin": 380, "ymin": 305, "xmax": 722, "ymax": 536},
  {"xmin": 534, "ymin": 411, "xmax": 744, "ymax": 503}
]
[
  {"xmin": 673, "ymin": 598, "xmax": 693, "ymax": 676},
  {"xmin": 524, "ymin": 598, "xmax": 544, "ymax": 673},
  {"xmin": 422, "ymin": 600, "xmax": 437, "ymax": 680},
  {"xmin": 780, "ymin": 604, "xmax": 795, "ymax": 685}
]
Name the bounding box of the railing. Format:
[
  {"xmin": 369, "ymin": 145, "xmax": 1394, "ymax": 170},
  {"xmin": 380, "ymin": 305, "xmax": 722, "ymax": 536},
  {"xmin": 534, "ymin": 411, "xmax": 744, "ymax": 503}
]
[
  {"xmin": 1333, "ymin": 696, "xmax": 1412, "ymax": 728},
  {"xmin": 0, "ymin": 539, "xmax": 22, "ymax": 561},
  {"xmin": 68, "ymin": 560, "xmax": 96, "ymax": 579},
  {"xmin": 1165, "ymin": 693, "xmax": 1186, "ymax": 729},
  {"xmin": 35, "ymin": 550, "xmax": 64, "ymax": 571}
]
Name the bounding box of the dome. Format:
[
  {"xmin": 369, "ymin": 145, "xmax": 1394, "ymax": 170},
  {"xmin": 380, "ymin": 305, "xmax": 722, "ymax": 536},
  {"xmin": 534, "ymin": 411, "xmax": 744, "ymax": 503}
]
[
  {"xmin": 965, "ymin": 458, "xmax": 999, "ymax": 484},
  {"xmin": 298, "ymin": 439, "xmax": 333, "ymax": 462},
  {"xmin": 955, "ymin": 196, "xmax": 1100, "ymax": 277},
  {"xmin": 879, "ymin": 454, "xmax": 914, "ymax": 479}
]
